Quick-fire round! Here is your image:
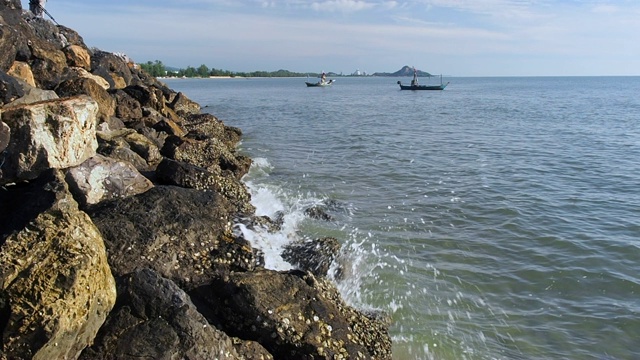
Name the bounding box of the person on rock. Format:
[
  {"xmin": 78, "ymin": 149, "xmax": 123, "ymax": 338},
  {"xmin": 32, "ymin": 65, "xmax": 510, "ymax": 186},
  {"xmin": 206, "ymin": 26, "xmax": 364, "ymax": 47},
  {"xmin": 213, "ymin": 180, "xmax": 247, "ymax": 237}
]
[{"xmin": 29, "ymin": 0, "xmax": 47, "ymax": 18}]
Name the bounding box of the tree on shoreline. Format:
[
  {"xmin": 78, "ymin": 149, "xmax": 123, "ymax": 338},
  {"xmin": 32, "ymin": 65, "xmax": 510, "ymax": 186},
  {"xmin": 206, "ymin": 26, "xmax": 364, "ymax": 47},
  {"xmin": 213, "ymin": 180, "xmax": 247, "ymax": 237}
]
[{"xmin": 138, "ymin": 60, "xmax": 311, "ymax": 78}]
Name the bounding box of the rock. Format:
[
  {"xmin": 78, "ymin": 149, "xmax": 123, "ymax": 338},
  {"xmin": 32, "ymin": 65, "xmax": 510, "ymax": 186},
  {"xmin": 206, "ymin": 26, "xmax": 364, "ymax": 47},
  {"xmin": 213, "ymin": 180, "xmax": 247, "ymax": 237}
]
[
  {"xmin": 85, "ymin": 185, "xmax": 259, "ymax": 290},
  {"xmin": 90, "ymin": 50, "xmax": 134, "ymax": 89},
  {"xmin": 63, "ymin": 44, "xmax": 91, "ymax": 69},
  {"xmin": 0, "ymin": 70, "xmax": 25, "ymax": 105},
  {"xmin": 0, "ymin": 95, "xmax": 98, "ymax": 185},
  {"xmin": 7, "ymin": 60, "xmax": 35, "ymax": 86},
  {"xmin": 170, "ymin": 91, "xmax": 200, "ymax": 115},
  {"xmin": 0, "ymin": 169, "xmax": 116, "ymax": 360},
  {"xmin": 96, "ymin": 128, "xmax": 162, "ymax": 171},
  {"xmin": 79, "ymin": 268, "xmax": 248, "ymax": 360},
  {"xmin": 162, "ymin": 135, "xmax": 252, "ymax": 179},
  {"xmin": 55, "ymin": 76, "xmax": 115, "ymax": 122},
  {"xmin": 191, "ymin": 269, "xmax": 392, "ymax": 359},
  {"xmin": 281, "ymin": 237, "xmax": 341, "ymax": 277},
  {"xmin": 305, "ymin": 205, "xmax": 335, "ymax": 221},
  {"xmin": 3, "ymin": 76, "xmax": 59, "ymax": 107},
  {"xmin": 65, "ymin": 154, "xmax": 154, "ymax": 206},
  {"xmin": 61, "ymin": 66, "xmax": 110, "ymax": 90},
  {"xmin": 155, "ymin": 158, "xmax": 255, "ymax": 214},
  {"xmin": 0, "ymin": 120, "xmax": 10, "ymax": 153},
  {"xmin": 29, "ymin": 40, "xmax": 68, "ymax": 90},
  {"xmin": 113, "ymin": 88, "xmax": 143, "ymax": 121}
]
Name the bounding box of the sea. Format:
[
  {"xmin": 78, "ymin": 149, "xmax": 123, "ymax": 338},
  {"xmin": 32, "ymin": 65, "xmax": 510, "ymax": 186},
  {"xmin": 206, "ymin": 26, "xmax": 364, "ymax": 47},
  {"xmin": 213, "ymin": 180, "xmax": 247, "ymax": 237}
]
[{"xmin": 163, "ymin": 76, "xmax": 640, "ymax": 360}]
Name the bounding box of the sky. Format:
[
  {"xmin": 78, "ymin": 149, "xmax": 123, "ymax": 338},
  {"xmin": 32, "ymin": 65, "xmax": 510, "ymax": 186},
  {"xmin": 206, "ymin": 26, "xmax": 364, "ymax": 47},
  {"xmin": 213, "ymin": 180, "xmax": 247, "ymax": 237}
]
[{"xmin": 22, "ymin": 0, "xmax": 640, "ymax": 76}]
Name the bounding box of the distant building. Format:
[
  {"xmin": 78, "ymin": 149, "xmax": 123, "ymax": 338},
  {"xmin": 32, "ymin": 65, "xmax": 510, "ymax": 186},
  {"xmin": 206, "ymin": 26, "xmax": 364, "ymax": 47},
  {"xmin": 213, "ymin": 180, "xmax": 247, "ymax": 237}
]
[{"xmin": 351, "ymin": 69, "xmax": 367, "ymax": 76}]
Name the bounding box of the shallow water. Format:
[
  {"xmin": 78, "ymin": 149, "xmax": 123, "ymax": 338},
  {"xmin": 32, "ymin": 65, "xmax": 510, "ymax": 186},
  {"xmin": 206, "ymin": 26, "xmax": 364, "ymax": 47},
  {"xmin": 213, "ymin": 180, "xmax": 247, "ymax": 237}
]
[{"xmin": 165, "ymin": 76, "xmax": 640, "ymax": 359}]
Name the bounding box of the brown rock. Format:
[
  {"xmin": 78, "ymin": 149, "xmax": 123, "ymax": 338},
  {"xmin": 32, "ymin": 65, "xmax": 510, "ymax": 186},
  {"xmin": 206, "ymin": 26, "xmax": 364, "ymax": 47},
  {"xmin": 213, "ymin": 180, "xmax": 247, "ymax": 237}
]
[
  {"xmin": 64, "ymin": 44, "xmax": 91, "ymax": 69},
  {"xmin": 0, "ymin": 169, "xmax": 117, "ymax": 360},
  {"xmin": 7, "ymin": 61, "xmax": 35, "ymax": 86},
  {"xmin": 55, "ymin": 76, "xmax": 115, "ymax": 122}
]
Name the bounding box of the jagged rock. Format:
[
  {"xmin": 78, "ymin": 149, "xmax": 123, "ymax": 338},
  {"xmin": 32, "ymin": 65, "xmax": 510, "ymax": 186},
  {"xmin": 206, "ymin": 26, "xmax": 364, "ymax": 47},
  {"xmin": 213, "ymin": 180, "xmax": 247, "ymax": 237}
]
[
  {"xmin": 0, "ymin": 70, "xmax": 25, "ymax": 105},
  {"xmin": 281, "ymin": 237, "xmax": 341, "ymax": 277},
  {"xmin": 63, "ymin": 44, "xmax": 91, "ymax": 69},
  {"xmin": 79, "ymin": 268, "xmax": 250, "ymax": 360},
  {"xmin": 85, "ymin": 185, "xmax": 259, "ymax": 290},
  {"xmin": 57, "ymin": 25, "xmax": 88, "ymax": 48},
  {"xmin": 96, "ymin": 128, "xmax": 162, "ymax": 171},
  {"xmin": 191, "ymin": 269, "xmax": 392, "ymax": 359},
  {"xmin": 7, "ymin": 60, "xmax": 35, "ymax": 86},
  {"xmin": 3, "ymin": 76, "xmax": 59, "ymax": 107},
  {"xmin": 65, "ymin": 154, "xmax": 154, "ymax": 206},
  {"xmin": 55, "ymin": 76, "xmax": 115, "ymax": 122},
  {"xmin": 0, "ymin": 7, "xmax": 29, "ymax": 71},
  {"xmin": 170, "ymin": 91, "xmax": 201, "ymax": 115},
  {"xmin": 305, "ymin": 205, "xmax": 335, "ymax": 221},
  {"xmin": 91, "ymin": 50, "xmax": 135, "ymax": 89},
  {"xmin": 61, "ymin": 66, "xmax": 110, "ymax": 90},
  {"xmin": 162, "ymin": 135, "xmax": 252, "ymax": 179},
  {"xmin": 0, "ymin": 120, "xmax": 9, "ymax": 153},
  {"xmin": 113, "ymin": 88, "xmax": 143, "ymax": 120},
  {"xmin": 156, "ymin": 158, "xmax": 255, "ymax": 214},
  {"xmin": 0, "ymin": 169, "xmax": 116, "ymax": 360},
  {"xmin": 29, "ymin": 39, "xmax": 67, "ymax": 90},
  {"xmin": 0, "ymin": 95, "xmax": 98, "ymax": 185},
  {"xmin": 152, "ymin": 117, "xmax": 187, "ymax": 137}
]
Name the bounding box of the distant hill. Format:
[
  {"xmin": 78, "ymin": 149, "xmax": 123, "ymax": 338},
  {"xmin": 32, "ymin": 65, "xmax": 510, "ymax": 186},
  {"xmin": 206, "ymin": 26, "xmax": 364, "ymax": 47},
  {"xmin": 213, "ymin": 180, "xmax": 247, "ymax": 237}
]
[{"xmin": 373, "ymin": 65, "xmax": 432, "ymax": 77}]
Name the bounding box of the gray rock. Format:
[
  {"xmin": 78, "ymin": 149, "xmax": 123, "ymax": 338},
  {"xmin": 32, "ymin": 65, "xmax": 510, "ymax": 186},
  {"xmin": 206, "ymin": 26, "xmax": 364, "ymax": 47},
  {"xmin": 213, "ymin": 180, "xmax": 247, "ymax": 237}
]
[
  {"xmin": 65, "ymin": 154, "xmax": 154, "ymax": 206},
  {"xmin": 0, "ymin": 95, "xmax": 98, "ymax": 185},
  {"xmin": 85, "ymin": 185, "xmax": 260, "ymax": 290},
  {"xmin": 79, "ymin": 268, "xmax": 250, "ymax": 360}
]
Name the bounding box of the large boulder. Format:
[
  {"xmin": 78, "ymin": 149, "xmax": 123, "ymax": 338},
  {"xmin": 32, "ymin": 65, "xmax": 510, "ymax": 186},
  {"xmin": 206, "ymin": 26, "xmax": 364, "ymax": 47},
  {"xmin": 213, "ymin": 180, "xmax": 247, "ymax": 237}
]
[
  {"xmin": 0, "ymin": 95, "xmax": 98, "ymax": 185},
  {"xmin": 0, "ymin": 169, "xmax": 117, "ymax": 360},
  {"xmin": 191, "ymin": 269, "xmax": 393, "ymax": 359},
  {"xmin": 55, "ymin": 75, "xmax": 115, "ymax": 122},
  {"xmin": 65, "ymin": 154, "xmax": 154, "ymax": 206},
  {"xmin": 7, "ymin": 60, "xmax": 35, "ymax": 86},
  {"xmin": 79, "ymin": 268, "xmax": 256, "ymax": 360},
  {"xmin": 155, "ymin": 158, "xmax": 254, "ymax": 214},
  {"xmin": 85, "ymin": 185, "xmax": 260, "ymax": 290}
]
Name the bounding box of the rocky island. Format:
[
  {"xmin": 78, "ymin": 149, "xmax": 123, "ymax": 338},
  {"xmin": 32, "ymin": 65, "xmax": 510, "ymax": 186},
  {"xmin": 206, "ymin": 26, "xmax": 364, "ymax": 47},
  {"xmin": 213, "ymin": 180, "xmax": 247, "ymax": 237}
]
[{"xmin": 0, "ymin": 1, "xmax": 392, "ymax": 359}]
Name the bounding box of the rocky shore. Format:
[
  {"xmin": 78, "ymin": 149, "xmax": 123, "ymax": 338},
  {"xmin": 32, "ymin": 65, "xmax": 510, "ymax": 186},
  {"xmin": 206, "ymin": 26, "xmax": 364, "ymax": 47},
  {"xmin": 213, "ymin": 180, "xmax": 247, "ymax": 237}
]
[{"xmin": 0, "ymin": 1, "xmax": 391, "ymax": 359}]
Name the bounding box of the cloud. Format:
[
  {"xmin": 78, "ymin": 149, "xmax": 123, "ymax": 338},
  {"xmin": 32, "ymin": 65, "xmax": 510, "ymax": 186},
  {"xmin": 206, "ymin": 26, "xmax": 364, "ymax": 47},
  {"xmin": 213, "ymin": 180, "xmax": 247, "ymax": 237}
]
[{"xmin": 310, "ymin": 0, "xmax": 376, "ymax": 12}]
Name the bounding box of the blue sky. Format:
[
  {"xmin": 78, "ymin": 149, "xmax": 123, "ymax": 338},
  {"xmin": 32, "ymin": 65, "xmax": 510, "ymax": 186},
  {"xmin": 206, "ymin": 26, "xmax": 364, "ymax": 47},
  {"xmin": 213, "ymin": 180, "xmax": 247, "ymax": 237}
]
[{"xmin": 24, "ymin": 0, "xmax": 640, "ymax": 76}]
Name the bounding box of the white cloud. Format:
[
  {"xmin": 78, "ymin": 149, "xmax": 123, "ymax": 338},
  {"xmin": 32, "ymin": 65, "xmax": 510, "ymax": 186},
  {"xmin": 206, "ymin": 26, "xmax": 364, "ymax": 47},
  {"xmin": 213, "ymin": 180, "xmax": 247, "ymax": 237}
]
[{"xmin": 310, "ymin": 0, "xmax": 376, "ymax": 12}]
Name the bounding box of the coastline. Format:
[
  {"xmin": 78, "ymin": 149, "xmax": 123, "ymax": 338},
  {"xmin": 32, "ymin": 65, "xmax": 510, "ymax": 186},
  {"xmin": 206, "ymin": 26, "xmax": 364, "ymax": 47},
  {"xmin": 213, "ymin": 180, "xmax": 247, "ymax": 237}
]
[{"xmin": 0, "ymin": 2, "xmax": 392, "ymax": 359}]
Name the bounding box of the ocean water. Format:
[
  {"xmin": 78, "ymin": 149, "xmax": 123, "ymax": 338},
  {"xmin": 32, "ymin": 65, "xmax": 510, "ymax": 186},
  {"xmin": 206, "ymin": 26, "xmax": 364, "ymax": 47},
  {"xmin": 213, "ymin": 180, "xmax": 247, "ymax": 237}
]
[{"xmin": 163, "ymin": 76, "xmax": 640, "ymax": 360}]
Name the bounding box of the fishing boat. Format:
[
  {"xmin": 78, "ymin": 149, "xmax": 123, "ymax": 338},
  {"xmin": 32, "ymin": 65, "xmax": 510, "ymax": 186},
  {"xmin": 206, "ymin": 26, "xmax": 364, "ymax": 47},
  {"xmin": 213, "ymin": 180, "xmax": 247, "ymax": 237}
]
[
  {"xmin": 398, "ymin": 68, "xmax": 448, "ymax": 90},
  {"xmin": 305, "ymin": 79, "xmax": 335, "ymax": 87}
]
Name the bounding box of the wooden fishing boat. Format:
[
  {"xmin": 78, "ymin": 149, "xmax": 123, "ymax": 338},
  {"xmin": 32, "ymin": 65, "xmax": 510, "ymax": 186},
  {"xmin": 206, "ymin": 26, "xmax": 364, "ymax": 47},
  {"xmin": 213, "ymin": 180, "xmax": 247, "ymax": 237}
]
[
  {"xmin": 305, "ymin": 79, "xmax": 335, "ymax": 87},
  {"xmin": 397, "ymin": 80, "xmax": 449, "ymax": 90},
  {"xmin": 398, "ymin": 69, "xmax": 448, "ymax": 90}
]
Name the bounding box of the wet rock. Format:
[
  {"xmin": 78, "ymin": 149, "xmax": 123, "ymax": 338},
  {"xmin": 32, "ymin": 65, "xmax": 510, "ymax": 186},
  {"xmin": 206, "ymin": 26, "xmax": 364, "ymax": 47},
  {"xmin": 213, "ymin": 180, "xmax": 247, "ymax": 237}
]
[
  {"xmin": 79, "ymin": 268, "xmax": 247, "ymax": 360},
  {"xmin": 305, "ymin": 205, "xmax": 335, "ymax": 221},
  {"xmin": 0, "ymin": 169, "xmax": 116, "ymax": 360},
  {"xmin": 191, "ymin": 269, "xmax": 392, "ymax": 359},
  {"xmin": 85, "ymin": 185, "xmax": 259, "ymax": 290},
  {"xmin": 65, "ymin": 154, "xmax": 154, "ymax": 206},
  {"xmin": 282, "ymin": 237, "xmax": 341, "ymax": 277},
  {"xmin": 0, "ymin": 95, "xmax": 98, "ymax": 185},
  {"xmin": 155, "ymin": 158, "xmax": 255, "ymax": 214}
]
